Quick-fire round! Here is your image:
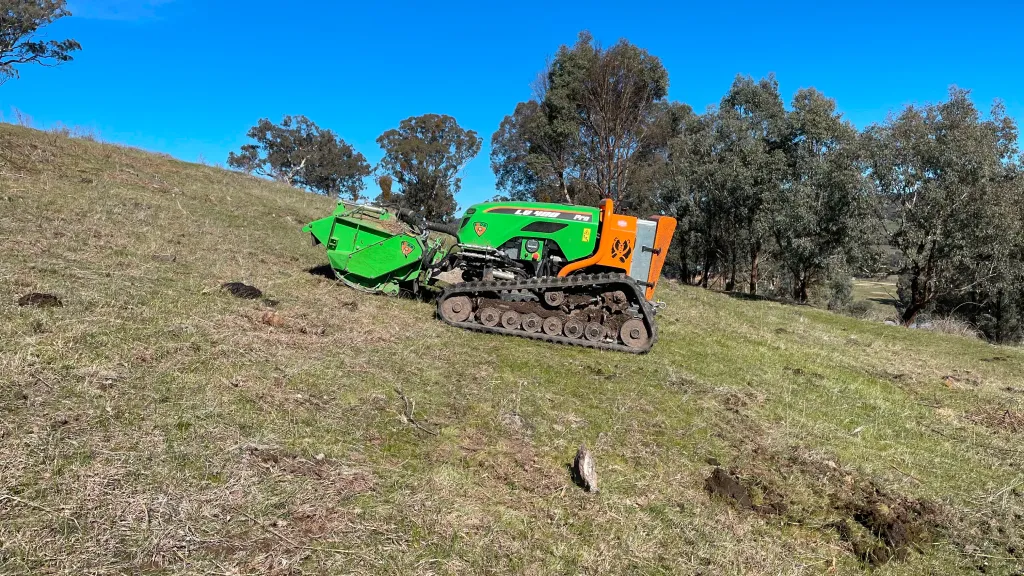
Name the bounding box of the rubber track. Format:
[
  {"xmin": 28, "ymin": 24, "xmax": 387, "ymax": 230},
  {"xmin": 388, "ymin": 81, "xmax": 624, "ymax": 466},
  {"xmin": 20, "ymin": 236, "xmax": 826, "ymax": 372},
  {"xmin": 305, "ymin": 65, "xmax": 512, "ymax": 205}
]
[{"xmin": 436, "ymin": 273, "xmax": 658, "ymax": 354}]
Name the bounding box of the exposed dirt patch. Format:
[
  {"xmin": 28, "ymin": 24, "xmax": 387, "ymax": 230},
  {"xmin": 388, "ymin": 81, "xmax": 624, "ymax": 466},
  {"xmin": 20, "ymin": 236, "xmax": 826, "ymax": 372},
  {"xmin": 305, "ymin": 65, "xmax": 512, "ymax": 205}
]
[
  {"xmin": 705, "ymin": 448, "xmax": 941, "ymax": 567},
  {"xmin": 307, "ymin": 264, "xmax": 336, "ymax": 280},
  {"xmin": 75, "ymin": 366, "xmax": 123, "ymax": 391},
  {"xmin": 704, "ymin": 467, "xmax": 787, "ymax": 514},
  {"xmin": 499, "ymin": 411, "xmax": 531, "ymax": 435},
  {"xmin": 943, "ymin": 371, "xmax": 981, "ymax": 388},
  {"xmin": 834, "ymin": 483, "xmax": 940, "ymax": 566},
  {"xmin": 17, "ymin": 292, "xmax": 63, "ymax": 308},
  {"xmin": 461, "ymin": 437, "xmax": 563, "ymax": 495},
  {"xmin": 869, "ymin": 369, "xmax": 908, "ymax": 384},
  {"xmin": 286, "ymin": 501, "xmax": 358, "ymax": 540},
  {"xmin": 705, "ymin": 467, "xmax": 751, "ymax": 508},
  {"xmin": 221, "ymin": 282, "xmax": 263, "ymax": 299},
  {"xmin": 718, "ymin": 389, "xmax": 766, "ymax": 413}
]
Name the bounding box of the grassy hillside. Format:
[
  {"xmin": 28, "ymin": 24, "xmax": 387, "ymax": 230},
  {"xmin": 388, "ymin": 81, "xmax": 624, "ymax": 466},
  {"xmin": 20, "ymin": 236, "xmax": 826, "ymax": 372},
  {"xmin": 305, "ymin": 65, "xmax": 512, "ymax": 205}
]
[{"xmin": 1, "ymin": 124, "xmax": 1022, "ymax": 575}]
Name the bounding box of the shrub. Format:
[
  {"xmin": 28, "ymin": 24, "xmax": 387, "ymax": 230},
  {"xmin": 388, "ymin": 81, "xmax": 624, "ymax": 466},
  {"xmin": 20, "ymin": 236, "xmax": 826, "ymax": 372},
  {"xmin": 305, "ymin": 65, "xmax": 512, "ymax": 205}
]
[
  {"xmin": 826, "ymin": 273, "xmax": 853, "ymax": 311},
  {"xmin": 845, "ymin": 301, "xmax": 874, "ymax": 318}
]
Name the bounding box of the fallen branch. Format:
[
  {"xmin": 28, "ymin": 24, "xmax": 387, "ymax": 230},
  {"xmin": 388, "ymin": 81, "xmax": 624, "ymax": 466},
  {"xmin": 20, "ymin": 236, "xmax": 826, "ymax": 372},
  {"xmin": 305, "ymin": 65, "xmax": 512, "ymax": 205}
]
[
  {"xmin": 888, "ymin": 463, "xmax": 922, "ymax": 484},
  {"xmin": 394, "ymin": 387, "xmax": 438, "ymax": 436}
]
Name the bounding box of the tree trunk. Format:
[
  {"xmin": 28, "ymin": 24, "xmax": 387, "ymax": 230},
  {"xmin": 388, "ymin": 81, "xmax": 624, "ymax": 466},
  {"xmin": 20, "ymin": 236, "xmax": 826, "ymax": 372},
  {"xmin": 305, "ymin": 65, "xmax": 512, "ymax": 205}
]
[
  {"xmin": 726, "ymin": 251, "xmax": 736, "ymax": 292},
  {"xmin": 994, "ymin": 288, "xmax": 1004, "ymax": 343},
  {"xmin": 679, "ymin": 239, "xmax": 690, "ymax": 285},
  {"xmin": 749, "ymin": 241, "xmax": 760, "ymax": 295},
  {"xmin": 793, "ymin": 279, "xmax": 808, "ymax": 303},
  {"xmin": 701, "ymin": 248, "xmax": 714, "ymax": 289},
  {"xmin": 900, "ymin": 271, "xmax": 927, "ymax": 326},
  {"xmin": 790, "ymin": 270, "xmax": 809, "ymax": 303}
]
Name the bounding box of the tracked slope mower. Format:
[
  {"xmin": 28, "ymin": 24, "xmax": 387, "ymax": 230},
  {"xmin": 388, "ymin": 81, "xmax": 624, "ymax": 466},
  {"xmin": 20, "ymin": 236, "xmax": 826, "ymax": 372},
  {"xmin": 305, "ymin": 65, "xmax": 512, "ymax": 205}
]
[{"xmin": 303, "ymin": 199, "xmax": 676, "ymax": 353}]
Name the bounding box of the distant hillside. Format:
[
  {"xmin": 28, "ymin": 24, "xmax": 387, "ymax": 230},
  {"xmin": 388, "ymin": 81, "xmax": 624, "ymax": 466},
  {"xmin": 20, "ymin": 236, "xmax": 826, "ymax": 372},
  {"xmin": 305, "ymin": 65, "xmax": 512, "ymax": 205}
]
[{"xmin": 1, "ymin": 124, "xmax": 1022, "ymax": 575}]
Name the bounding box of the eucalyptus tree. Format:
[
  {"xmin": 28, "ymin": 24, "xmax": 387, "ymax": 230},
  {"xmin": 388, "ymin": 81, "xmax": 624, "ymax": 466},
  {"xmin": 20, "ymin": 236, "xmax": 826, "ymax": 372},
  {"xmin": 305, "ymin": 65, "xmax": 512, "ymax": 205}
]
[
  {"xmin": 864, "ymin": 88, "xmax": 1020, "ymax": 325},
  {"xmin": 228, "ymin": 115, "xmax": 371, "ymax": 200},
  {"xmin": 377, "ymin": 113, "xmax": 481, "ymax": 222},
  {"xmin": 0, "ymin": 0, "xmax": 80, "ymax": 84},
  {"xmin": 769, "ymin": 88, "xmax": 870, "ymax": 302},
  {"xmin": 491, "ymin": 31, "xmax": 669, "ymax": 209}
]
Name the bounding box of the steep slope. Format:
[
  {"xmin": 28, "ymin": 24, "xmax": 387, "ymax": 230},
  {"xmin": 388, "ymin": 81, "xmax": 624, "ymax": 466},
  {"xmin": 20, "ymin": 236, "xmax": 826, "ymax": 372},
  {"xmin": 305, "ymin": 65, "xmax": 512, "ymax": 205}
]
[{"xmin": 1, "ymin": 125, "xmax": 1022, "ymax": 575}]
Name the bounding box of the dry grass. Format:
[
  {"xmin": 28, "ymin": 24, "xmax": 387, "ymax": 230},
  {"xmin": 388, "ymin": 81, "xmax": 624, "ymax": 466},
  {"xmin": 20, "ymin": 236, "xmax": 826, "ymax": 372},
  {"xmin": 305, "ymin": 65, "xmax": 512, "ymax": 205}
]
[
  {"xmin": 2, "ymin": 124, "xmax": 1024, "ymax": 574},
  {"xmin": 922, "ymin": 316, "xmax": 984, "ymax": 340}
]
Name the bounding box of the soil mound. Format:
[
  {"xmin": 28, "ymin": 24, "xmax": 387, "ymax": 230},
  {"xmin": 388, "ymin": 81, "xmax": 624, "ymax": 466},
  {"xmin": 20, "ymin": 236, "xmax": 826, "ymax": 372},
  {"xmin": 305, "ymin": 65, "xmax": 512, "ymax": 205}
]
[
  {"xmin": 221, "ymin": 282, "xmax": 263, "ymax": 299},
  {"xmin": 17, "ymin": 293, "xmax": 63, "ymax": 308}
]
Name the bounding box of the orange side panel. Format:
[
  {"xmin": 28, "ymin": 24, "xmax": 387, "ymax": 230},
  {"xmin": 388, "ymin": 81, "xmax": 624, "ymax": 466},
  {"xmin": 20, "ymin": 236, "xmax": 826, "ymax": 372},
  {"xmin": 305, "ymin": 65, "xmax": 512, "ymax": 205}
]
[
  {"xmin": 593, "ymin": 212, "xmax": 637, "ymax": 273},
  {"xmin": 557, "ymin": 199, "xmax": 637, "ymax": 277},
  {"xmin": 644, "ymin": 215, "xmax": 678, "ymax": 300}
]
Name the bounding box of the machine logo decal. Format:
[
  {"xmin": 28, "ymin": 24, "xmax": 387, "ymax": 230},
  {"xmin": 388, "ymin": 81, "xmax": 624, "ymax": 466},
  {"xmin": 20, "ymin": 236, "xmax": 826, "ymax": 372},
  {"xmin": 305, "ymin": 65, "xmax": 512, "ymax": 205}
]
[
  {"xmin": 582, "ymin": 228, "xmax": 591, "ymax": 242},
  {"xmin": 400, "ymin": 241, "xmax": 413, "ymax": 257},
  {"xmin": 483, "ymin": 206, "xmax": 593, "ymax": 223},
  {"xmin": 611, "ymin": 238, "xmax": 633, "ymax": 263},
  {"xmin": 474, "ymin": 221, "xmax": 487, "ymax": 236}
]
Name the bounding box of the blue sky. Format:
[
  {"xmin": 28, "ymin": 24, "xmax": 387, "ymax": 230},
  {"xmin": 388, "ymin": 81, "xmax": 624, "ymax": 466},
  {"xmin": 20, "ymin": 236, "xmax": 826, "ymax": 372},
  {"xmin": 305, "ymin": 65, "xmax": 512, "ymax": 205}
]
[{"xmin": 5, "ymin": 0, "xmax": 1023, "ymax": 209}]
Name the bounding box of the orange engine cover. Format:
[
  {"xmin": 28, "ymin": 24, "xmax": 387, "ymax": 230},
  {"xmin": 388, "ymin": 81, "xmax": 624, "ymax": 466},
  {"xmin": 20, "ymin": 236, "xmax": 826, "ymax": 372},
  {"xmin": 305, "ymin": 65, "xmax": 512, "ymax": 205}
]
[{"xmin": 557, "ymin": 199, "xmax": 676, "ymax": 300}]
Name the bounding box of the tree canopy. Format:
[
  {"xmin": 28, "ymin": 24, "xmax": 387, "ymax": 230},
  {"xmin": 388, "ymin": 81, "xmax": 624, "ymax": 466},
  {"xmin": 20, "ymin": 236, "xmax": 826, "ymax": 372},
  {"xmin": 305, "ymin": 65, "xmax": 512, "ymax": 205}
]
[
  {"xmin": 376, "ymin": 113, "xmax": 481, "ymax": 222},
  {"xmin": 491, "ymin": 31, "xmax": 668, "ymax": 207},
  {"xmin": 864, "ymin": 87, "xmax": 1021, "ymax": 325},
  {"xmin": 227, "ymin": 115, "xmax": 371, "ymax": 200},
  {"xmin": 0, "ymin": 0, "xmax": 80, "ymax": 84},
  {"xmin": 769, "ymin": 87, "xmax": 869, "ymax": 303}
]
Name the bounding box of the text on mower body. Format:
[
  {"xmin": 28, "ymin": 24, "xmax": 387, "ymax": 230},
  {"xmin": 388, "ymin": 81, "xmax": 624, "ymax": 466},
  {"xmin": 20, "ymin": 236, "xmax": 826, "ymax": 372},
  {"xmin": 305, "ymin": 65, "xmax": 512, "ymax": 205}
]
[{"xmin": 514, "ymin": 209, "xmax": 591, "ymax": 222}]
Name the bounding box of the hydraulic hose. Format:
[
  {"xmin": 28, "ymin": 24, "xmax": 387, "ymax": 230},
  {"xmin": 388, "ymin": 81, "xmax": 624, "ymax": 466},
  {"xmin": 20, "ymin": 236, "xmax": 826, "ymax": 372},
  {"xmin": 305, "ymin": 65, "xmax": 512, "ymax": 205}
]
[
  {"xmin": 396, "ymin": 208, "xmax": 460, "ymax": 238},
  {"xmin": 424, "ymin": 220, "xmax": 461, "ymax": 237}
]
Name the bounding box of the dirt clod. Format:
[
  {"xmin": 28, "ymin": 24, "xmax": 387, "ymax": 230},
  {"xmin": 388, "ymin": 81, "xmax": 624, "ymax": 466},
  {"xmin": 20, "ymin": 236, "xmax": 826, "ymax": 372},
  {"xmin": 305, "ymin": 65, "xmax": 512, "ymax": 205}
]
[
  {"xmin": 836, "ymin": 490, "xmax": 936, "ymax": 566},
  {"xmin": 221, "ymin": 282, "xmax": 262, "ymax": 299},
  {"xmin": 17, "ymin": 292, "xmax": 63, "ymax": 308},
  {"xmin": 705, "ymin": 467, "xmax": 752, "ymax": 508},
  {"xmin": 260, "ymin": 311, "xmax": 285, "ymax": 328},
  {"xmin": 500, "ymin": 411, "xmax": 529, "ymax": 434}
]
